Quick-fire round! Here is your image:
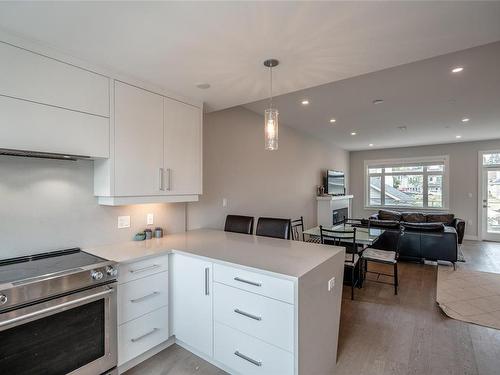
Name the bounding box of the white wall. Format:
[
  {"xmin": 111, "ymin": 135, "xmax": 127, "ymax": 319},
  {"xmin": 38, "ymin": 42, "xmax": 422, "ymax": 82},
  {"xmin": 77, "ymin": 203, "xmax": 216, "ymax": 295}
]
[
  {"xmin": 350, "ymin": 139, "xmax": 500, "ymax": 238},
  {"xmin": 187, "ymin": 106, "xmax": 349, "ymax": 231},
  {"xmin": 0, "ymin": 156, "xmax": 186, "ymax": 259}
]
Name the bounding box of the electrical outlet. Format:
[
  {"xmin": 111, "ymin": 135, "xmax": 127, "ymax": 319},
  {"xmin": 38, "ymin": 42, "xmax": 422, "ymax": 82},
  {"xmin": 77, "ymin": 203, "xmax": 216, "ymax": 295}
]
[
  {"xmin": 222, "ymin": 198, "xmax": 228, "ymax": 208},
  {"xmin": 468, "ymin": 220, "xmax": 473, "ymax": 226},
  {"xmin": 328, "ymin": 277, "xmax": 336, "ymax": 292},
  {"xmin": 117, "ymin": 216, "xmax": 130, "ymax": 229},
  {"xmin": 147, "ymin": 213, "xmax": 154, "ymax": 225}
]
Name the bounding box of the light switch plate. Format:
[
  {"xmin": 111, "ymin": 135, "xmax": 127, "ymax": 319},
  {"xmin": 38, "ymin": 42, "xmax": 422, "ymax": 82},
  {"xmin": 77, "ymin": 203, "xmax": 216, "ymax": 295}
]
[
  {"xmin": 118, "ymin": 215, "xmax": 131, "ymax": 229},
  {"xmin": 328, "ymin": 277, "xmax": 335, "ymax": 292},
  {"xmin": 147, "ymin": 213, "xmax": 154, "ymax": 225},
  {"xmin": 222, "ymin": 198, "xmax": 228, "ymax": 208}
]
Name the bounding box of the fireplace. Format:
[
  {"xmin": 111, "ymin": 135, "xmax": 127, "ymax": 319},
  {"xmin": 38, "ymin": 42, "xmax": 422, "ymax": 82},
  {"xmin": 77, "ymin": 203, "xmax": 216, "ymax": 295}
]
[{"xmin": 332, "ymin": 207, "xmax": 349, "ymax": 225}]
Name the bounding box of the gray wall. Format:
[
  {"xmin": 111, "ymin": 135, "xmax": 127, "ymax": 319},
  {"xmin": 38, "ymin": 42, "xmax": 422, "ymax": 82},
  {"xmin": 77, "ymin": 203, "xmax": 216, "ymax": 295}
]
[
  {"xmin": 350, "ymin": 139, "xmax": 500, "ymax": 238},
  {"xmin": 0, "ymin": 156, "xmax": 186, "ymax": 259},
  {"xmin": 187, "ymin": 106, "xmax": 349, "ymax": 231}
]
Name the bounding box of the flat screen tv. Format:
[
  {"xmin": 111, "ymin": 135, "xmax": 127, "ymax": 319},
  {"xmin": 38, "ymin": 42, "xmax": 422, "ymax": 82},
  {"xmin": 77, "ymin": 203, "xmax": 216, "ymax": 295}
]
[{"xmin": 324, "ymin": 170, "xmax": 345, "ymax": 195}]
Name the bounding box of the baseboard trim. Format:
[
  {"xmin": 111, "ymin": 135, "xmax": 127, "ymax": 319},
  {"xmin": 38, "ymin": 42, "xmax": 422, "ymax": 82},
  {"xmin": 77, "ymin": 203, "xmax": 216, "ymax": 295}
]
[
  {"xmin": 464, "ymin": 235, "xmax": 479, "ymax": 241},
  {"xmin": 118, "ymin": 337, "xmax": 175, "ymax": 373}
]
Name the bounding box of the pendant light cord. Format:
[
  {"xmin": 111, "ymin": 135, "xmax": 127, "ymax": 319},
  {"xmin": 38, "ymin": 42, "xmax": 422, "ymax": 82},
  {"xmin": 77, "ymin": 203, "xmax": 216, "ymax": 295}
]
[{"xmin": 269, "ymin": 66, "xmax": 273, "ymax": 108}]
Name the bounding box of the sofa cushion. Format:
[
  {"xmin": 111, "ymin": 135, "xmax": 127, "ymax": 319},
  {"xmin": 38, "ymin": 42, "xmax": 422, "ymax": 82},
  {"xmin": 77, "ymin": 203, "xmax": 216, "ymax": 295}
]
[
  {"xmin": 378, "ymin": 209, "xmax": 402, "ymax": 221},
  {"xmin": 426, "ymin": 213, "xmax": 455, "ymax": 226},
  {"xmin": 369, "ymin": 219, "xmax": 400, "ymax": 229},
  {"xmin": 402, "ymin": 222, "xmax": 445, "ymax": 232},
  {"xmin": 401, "ymin": 212, "xmax": 426, "ymax": 223}
]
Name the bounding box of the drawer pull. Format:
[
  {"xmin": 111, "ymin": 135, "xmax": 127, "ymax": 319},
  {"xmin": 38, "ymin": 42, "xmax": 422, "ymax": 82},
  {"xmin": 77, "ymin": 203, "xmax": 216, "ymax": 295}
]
[
  {"xmin": 234, "ymin": 350, "xmax": 262, "ymax": 367},
  {"xmin": 129, "ymin": 264, "xmax": 161, "ymax": 274},
  {"xmin": 234, "ymin": 277, "xmax": 262, "ymax": 287},
  {"xmin": 205, "ymin": 267, "xmax": 210, "ymax": 295},
  {"xmin": 234, "ymin": 308, "xmax": 262, "ymax": 321},
  {"xmin": 131, "ymin": 328, "xmax": 159, "ymax": 343},
  {"xmin": 130, "ymin": 291, "xmax": 160, "ymax": 303}
]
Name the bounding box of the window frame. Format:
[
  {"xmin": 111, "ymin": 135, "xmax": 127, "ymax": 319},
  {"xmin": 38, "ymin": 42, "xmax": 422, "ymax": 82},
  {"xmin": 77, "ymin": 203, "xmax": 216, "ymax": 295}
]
[{"xmin": 364, "ymin": 155, "xmax": 450, "ymax": 210}]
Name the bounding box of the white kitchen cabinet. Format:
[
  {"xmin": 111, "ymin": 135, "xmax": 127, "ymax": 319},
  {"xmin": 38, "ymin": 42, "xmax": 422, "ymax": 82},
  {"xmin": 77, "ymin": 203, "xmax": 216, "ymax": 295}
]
[
  {"xmin": 0, "ymin": 96, "xmax": 109, "ymax": 158},
  {"xmin": 170, "ymin": 254, "xmax": 213, "ymax": 357},
  {"xmin": 114, "ymin": 81, "xmax": 164, "ymax": 197},
  {"xmin": 94, "ymin": 82, "xmax": 203, "ymax": 205},
  {"xmin": 0, "ymin": 41, "xmax": 109, "ymax": 117},
  {"xmin": 163, "ymin": 99, "xmax": 202, "ymax": 195}
]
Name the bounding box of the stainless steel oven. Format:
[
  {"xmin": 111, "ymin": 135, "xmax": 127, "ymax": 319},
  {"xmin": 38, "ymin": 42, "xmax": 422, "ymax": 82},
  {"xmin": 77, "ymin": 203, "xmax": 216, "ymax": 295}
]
[
  {"xmin": 0, "ymin": 248, "xmax": 120, "ymax": 375},
  {"xmin": 0, "ymin": 283, "xmax": 117, "ymax": 375}
]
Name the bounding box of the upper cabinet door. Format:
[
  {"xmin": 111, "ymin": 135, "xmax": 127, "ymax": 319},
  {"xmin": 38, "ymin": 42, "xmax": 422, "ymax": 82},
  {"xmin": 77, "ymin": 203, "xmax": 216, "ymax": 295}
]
[
  {"xmin": 0, "ymin": 42, "xmax": 109, "ymax": 117},
  {"xmin": 163, "ymin": 98, "xmax": 202, "ymax": 195},
  {"xmin": 114, "ymin": 81, "xmax": 164, "ymax": 196}
]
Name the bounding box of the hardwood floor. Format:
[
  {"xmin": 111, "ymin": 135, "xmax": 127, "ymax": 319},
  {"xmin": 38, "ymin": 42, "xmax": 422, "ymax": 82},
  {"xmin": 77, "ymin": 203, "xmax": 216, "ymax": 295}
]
[{"xmin": 124, "ymin": 240, "xmax": 500, "ymax": 375}]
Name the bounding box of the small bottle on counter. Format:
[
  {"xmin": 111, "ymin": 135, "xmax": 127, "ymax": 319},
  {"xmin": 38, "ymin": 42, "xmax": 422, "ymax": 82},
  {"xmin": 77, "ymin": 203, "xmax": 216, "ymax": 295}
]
[
  {"xmin": 144, "ymin": 228, "xmax": 153, "ymax": 240},
  {"xmin": 154, "ymin": 227, "xmax": 164, "ymax": 238}
]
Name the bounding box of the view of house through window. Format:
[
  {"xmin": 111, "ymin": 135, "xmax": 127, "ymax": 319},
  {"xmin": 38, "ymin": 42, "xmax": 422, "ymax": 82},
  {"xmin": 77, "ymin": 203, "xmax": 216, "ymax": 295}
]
[{"xmin": 366, "ymin": 158, "xmax": 447, "ymax": 209}]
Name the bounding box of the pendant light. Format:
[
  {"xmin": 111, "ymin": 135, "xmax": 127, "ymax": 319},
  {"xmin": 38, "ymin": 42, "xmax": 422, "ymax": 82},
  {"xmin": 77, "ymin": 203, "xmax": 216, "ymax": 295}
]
[{"xmin": 263, "ymin": 59, "xmax": 279, "ymax": 150}]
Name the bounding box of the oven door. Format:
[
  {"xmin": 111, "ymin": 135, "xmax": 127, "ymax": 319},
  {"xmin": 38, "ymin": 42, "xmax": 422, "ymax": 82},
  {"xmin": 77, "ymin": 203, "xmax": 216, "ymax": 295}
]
[{"xmin": 0, "ymin": 283, "xmax": 117, "ymax": 375}]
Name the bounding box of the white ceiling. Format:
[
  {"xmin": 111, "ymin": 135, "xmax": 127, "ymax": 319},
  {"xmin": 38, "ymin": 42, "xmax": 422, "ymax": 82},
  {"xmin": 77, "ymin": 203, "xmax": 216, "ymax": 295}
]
[
  {"xmin": 245, "ymin": 41, "xmax": 500, "ymax": 150},
  {"xmin": 1, "ymin": 1, "xmax": 500, "ymax": 112}
]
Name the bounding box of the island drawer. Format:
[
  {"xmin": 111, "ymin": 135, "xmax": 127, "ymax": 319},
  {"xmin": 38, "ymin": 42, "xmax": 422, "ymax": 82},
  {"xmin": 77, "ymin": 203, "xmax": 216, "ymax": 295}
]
[
  {"xmin": 118, "ymin": 270, "xmax": 169, "ymax": 325},
  {"xmin": 119, "ymin": 254, "xmax": 169, "ymax": 284},
  {"xmin": 213, "ymin": 263, "xmax": 294, "ymax": 304},
  {"xmin": 118, "ymin": 306, "xmax": 169, "ymax": 366},
  {"xmin": 214, "ymin": 282, "xmax": 294, "ymax": 352},
  {"xmin": 214, "ymin": 321, "xmax": 294, "ymax": 375}
]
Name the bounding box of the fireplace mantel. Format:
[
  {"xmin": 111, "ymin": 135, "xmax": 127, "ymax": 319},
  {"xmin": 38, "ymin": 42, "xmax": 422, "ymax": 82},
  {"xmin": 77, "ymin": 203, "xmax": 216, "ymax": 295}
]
[{"xmin": 316, "ymin": 195, "xmax": 354, "ymax": 226}]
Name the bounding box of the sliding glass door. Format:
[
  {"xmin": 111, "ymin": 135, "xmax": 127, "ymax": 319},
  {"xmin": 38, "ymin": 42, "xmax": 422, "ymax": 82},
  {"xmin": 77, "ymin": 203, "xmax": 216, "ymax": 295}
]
[{"xmin": 481, "ymin": 152, "xmax": 500, "ymax": 242}]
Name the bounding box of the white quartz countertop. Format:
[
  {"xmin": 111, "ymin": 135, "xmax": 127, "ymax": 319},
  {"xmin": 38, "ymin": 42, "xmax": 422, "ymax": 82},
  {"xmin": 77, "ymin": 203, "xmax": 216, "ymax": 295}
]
[{"xmin": 83, "ymin": 229, "xmax": 344, "ymax": 278}]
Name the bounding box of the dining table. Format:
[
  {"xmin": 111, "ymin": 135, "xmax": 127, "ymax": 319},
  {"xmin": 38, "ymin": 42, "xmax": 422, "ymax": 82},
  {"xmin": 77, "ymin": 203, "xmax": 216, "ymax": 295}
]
[{"xmin": 303, "ymin": 223, "xmax": 385, "ymax": 246}]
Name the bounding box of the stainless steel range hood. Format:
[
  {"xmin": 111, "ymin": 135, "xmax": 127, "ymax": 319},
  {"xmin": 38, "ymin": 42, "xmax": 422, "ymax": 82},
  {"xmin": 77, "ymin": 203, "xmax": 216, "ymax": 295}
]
[{"xmin": 0, "ymin": 148, "xmax": 91, "ymax": 161}]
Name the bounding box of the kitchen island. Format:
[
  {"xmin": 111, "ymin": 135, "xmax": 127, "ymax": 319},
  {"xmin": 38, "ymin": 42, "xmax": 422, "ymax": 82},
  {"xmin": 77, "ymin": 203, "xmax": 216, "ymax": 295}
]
[{"xmin": 85, "ymin": 229, "xmax": 345, "ymax": 375}]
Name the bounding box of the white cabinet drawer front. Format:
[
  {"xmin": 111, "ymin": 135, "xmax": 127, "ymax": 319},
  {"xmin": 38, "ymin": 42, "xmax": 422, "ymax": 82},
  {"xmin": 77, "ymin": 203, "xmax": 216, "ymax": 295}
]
[
  {"xmin": 0, "ymin": 42, "xmax": 109, "ymax": 117},
  {"xmin": 118, "ymin": 306, "xmax": 169, "ymax": 366},
  {"xmin": 118, "ymin": 271, "xmax": 168, "ymax": 324},
  {"xmin": 214, "ymin": 322, "xmax": 294, "ymax": 375},
  {"xmin": 214, "ymin": 283, "xmax": 294, "ymax": 352},
  {"xmin": 118, "ymin": 255, "xmax": 169, "ymax": 284},
  {"xmin": 0, "ymin": 96, "xmax": 109, "ymax": 158},
  {"xmin": 213, "ymin": 263, "xmax": 294, "ymax": 304}
]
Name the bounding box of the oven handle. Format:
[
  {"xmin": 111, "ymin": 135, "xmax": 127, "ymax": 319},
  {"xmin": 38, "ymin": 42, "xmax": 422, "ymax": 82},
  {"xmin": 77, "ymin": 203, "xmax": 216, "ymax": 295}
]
[{"xmin": 0, "ymin": 287, "xmax": 115, "ymax": 328}]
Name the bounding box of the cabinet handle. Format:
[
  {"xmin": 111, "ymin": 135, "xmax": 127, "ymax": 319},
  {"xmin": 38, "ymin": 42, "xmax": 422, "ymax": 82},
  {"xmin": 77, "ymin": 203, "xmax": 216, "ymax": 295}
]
[
  {"xmin": 234, "ymin": 351, "xmax": 262, "ymax": 367},
  {"xmin": 130, "ymin": 291, "xmax": 160, "ymax": 303},
  {"xmin": 165, "ymin": 168, "xmax": 172, "ymax": 191},
  {"xmin": 234, "ymin": 277, "xmax": 262, "ymax": 287},
  {"xmin": 129, "ymin": 264, "xmax": 161, "ymax": 274},
  {"xmin": 234, "ymin": 308, "xmax": 262, "ymax": 321},
  {"xmin": 159, "ymin": 168, "xmax": 164, "ymax": 190},
  {"xmin": 205, "ymin": 267, "xmax": 210, "ymax": 295},
  {"xmin": 131, "ymin": 328, "xmax": 159, "ymax": 343}
]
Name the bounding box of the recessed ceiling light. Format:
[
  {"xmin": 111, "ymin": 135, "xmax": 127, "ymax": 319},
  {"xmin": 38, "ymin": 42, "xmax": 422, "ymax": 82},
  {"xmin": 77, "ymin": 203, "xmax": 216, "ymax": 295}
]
[
  {"xmin": 196, "ymin": 83, "xmax": 211, "ymax": 89},
  {"xmin": 461, "ymin": 117, "xmax": 470, "ymax": 122},
  {"xmin": 369, "ymin": 143, "xmax": 374, "ymax": 147},
  {"xmin": 329, "ymin": 118, "xmax": 336, "ymax": 123},
  {"xmin": 456, "ymin": 135, "xmax": 462, "ymax": 139},
  {"xmin": 350, "ymin": 132, "xmax": 357, "ymax": 136},
  {"xmin": 397, "ymin": 126, "xmax": 407, "ymax": 131},
  {"xmin": 372, "ymin": 99, "xmax": 384, "ymax": 105},
  {"xmin": 301, "ymin": 99, "xmax": 309, "ymax": 105},
  {"xmin": 451, "ymin": 67, "xmax": 464, "ymax": 73}
]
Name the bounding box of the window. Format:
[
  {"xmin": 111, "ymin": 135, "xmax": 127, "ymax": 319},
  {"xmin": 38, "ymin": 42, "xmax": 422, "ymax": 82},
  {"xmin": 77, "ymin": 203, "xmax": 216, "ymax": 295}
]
[
  {"xmin": 365, "ymin": 156, "xmax": 449, "ymax": 209},
  {"xmin": 483, "ymin": 152, "xmax": 500, "ymax": 166}
]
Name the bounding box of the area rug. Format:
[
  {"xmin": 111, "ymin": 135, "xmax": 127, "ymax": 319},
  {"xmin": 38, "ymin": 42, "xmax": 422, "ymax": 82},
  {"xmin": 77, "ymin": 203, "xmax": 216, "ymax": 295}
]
[{"xmin": 437, "ymin": 266, "xmax": 500, "ymax": 329}]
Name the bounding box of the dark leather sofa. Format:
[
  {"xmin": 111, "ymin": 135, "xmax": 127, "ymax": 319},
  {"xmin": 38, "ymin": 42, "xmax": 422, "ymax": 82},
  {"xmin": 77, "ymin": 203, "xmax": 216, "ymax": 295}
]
[{"xmin": 368, "ymin": 210, "xmax": 464, "ymax": 265}]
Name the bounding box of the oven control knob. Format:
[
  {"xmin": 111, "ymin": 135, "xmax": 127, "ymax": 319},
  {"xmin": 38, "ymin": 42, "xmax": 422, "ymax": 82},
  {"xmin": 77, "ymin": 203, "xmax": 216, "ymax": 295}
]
[
  {"xmin": 91, "ymin": 270, "xmax": 104, "ymax": 281},
  {"xmin": 0, "ymin": 294, "xmax": 7, "ymax": 305},
  {"xmin": 106, "ymin": 266, "xmax": 118, "ymax": 277}
]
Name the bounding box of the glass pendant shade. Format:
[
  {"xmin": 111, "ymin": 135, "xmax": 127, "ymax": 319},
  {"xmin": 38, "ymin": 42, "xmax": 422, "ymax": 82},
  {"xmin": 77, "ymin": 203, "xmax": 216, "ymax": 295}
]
[{"xmin": 264, "ymin": 108, "xmax": 279, "ymax": 150}]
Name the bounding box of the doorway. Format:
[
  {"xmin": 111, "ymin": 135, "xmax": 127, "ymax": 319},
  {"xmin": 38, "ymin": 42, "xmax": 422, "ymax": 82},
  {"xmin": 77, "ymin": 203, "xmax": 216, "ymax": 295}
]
[{"xmin": 479, "ymin": 151, "xmax": 500, "ymax": 242}]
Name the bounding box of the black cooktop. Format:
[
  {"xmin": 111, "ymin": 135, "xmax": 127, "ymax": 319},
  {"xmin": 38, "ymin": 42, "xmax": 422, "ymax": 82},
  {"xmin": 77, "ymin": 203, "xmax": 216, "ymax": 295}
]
[{"xmin": 0, "ymin": 248, "xmax": 107, "ymax": 284}]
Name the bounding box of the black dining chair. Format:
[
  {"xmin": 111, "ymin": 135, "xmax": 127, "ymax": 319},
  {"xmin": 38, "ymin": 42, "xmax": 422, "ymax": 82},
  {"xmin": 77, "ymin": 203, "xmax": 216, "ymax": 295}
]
[
  {"xmin": 320, "ymin": 225, "xmax": 360, "ymax": 300},
  {"xmin": 224, "ymin": 215, "xmax": 254, "ymax": 235},
  {"xmin": 291, "ymin": 216, "xmax": 305, "ymax": 241},
  {"xmin": 256, "ymin": 217, "xmax": 291, "ymax": 240}
]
